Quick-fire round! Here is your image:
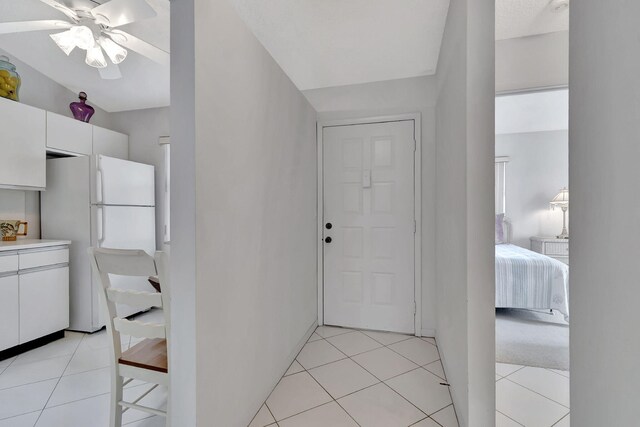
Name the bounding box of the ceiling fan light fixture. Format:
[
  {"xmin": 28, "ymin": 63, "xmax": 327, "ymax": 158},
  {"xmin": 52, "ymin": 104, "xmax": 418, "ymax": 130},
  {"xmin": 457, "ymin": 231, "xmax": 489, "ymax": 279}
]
[
  {"xmin": 85, "ymin": 45, "xmax": 108, "ymax": 68},
  {"xmin": 70, "ymin": 25, "xmax": 97, "ymax": 50},
  {"xmin": 98, "ymin": 36, "xmax": 127, "ymax": 64},
  {"xmin": 50, "ymin": 30, "xmax": 77, "ymax": 56}
]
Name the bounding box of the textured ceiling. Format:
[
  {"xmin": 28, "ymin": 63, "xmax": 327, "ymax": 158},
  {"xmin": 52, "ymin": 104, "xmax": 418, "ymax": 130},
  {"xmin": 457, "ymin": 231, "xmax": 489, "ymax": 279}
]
[
  {"xmin": 496, "ymin": 0, "xmax": 569, "ymax": 40},
  {"xmin": 228, "ymin": 0, "xmax": 450, "ymax": 91},
  {"xmin": 0, "ymin": 0, "xmax": 169, "ymax": 112}
]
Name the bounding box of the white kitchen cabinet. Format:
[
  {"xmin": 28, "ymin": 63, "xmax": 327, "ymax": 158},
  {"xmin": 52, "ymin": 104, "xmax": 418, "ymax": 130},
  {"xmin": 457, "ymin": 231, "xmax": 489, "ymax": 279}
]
[
  {"xmin": 0, "ymin": 274, "xmax": 19, "ymax": 352},
  {"xmin": 46, "ymin": 112, "xmax": 92, "ymax": 155},
  {"xmin": 93, "ymin": 126, "xmax": 129, "ymax": 160},
  {"xmin": 19, "ymin": 265, "xmax": 69, "ymax": 344},
  {"xmin": 0, "ymin": 97, "xmax": 46, "ymax": 190}
]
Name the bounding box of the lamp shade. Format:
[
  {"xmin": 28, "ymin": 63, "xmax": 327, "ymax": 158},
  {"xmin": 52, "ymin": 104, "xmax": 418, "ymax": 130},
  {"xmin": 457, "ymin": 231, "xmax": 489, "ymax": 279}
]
[{"xmin": 550, "ymin": 187, "xmax": 569, "ymax": 207}]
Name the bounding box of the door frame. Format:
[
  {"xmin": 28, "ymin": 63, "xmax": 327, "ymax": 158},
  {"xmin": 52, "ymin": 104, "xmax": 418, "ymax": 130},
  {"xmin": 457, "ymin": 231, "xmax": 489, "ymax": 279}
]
[{"xmin": 317, "ymin": 113, "xmax": 423, "ymax": 336}]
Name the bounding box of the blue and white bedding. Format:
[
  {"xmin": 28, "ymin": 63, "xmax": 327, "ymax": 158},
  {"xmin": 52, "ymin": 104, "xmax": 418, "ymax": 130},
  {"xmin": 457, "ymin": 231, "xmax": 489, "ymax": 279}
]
[{"xmin": 496, "ymin": 244, "xmax": 569, "ymax": 320}]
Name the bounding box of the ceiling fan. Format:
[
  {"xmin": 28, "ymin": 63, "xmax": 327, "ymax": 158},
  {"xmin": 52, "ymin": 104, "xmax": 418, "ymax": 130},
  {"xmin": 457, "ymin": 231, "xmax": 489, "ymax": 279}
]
[{"xmin": 0, "ymin": 0, "xmax": 169, "ymax": 80}]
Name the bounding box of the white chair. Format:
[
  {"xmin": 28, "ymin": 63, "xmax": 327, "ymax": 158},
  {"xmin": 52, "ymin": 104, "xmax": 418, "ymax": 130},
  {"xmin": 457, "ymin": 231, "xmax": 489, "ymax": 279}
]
[{"xmin": 88, "ymin": 247, "xmax": 171, "ymax": 427}]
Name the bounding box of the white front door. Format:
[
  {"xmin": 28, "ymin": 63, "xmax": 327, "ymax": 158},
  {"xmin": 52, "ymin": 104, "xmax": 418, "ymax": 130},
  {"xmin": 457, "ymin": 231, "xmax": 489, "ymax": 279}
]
[{"xmin": 323, "ymin": 120, "xmax": 416, "ymax": 333}]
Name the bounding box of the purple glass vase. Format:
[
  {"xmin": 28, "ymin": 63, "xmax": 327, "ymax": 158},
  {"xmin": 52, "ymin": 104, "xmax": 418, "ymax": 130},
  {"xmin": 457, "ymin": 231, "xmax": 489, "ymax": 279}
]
[{"xmin": 69, "ymin": 92, "xmax": 95, "ymax": 123}]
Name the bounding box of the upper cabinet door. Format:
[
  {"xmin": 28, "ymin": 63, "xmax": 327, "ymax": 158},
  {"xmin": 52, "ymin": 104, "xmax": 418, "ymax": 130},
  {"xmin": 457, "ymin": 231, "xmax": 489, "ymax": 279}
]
[
  {"xmin": 93, "ymin": 126, "xmax": 129, "ymax": 160},
  {"xmin": 46, "ymin": 111, "xmax": 92, "ymax": 155},
  {"xmin": 0, "ymin": 98, "xmax": 46, "ymax": 190}
]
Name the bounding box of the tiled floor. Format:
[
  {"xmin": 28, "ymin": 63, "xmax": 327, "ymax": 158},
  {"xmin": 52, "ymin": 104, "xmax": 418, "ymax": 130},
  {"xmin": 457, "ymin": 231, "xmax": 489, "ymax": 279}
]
[
  {"xmin": 0, "ymin": 310, "xmax": 167, "ymax": 427},
  {"xmin": 248, "ymin": 326, "xmax": 458, "ymax": 427},
  {"xmin": 495, "ymin": 362, "xmax": 570, "ymax": 426}
]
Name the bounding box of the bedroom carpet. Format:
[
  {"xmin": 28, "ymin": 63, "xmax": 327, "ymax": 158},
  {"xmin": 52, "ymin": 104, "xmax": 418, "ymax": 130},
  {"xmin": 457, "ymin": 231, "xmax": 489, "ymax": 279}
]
[{"xmin": 496, "ymin": 308, "xmax": 569, "ymax": 371}]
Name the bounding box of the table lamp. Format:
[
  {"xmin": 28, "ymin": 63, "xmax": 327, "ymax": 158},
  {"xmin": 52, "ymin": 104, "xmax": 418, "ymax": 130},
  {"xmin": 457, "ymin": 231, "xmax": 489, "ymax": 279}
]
[{"xmin": 550, "ymin": 187, "xmax": 569, "ymax": 239}]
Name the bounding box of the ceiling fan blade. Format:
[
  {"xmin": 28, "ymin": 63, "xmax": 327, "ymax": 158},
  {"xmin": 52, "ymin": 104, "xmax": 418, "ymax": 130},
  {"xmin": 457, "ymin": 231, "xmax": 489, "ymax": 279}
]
[
  {"xmin": 0, "ymin": 20, "xmax": 72, "ymax": 35},
  {"xmin": 37, "ymin": 0, "xmax": 79, "ymax": 22},
  {"xmin": 105, "ymin": 30, "xmax": 169, "ymax": 66},
  {"xmin": 91, "ymin": 0, "xmax": 157, "ymax": 28},
  {"xmin": 98, "ymin": 62, "xmax": 122, "ymax": 80}
]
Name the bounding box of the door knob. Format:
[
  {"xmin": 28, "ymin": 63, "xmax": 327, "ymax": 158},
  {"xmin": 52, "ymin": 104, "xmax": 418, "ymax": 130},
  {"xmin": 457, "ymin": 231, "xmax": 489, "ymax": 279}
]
[
  {"xmin": 326, "ymin": 222, "xmax": 332, "ymax": 229},
  {"xmin": 325, "ymin": 236, "xmax": 332, "ymax": 243}
]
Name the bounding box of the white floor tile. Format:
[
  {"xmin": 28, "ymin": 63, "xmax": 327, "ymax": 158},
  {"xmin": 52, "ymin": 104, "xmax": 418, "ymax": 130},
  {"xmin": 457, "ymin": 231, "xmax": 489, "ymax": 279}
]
[
  {"xmin": 36, "ymin": 393, "xmax": 110, "ymax": 427},
  {"xmin": 550, "ymin": 369, "xmax": 570, "ymax": 379},
  {"xmin": 266, "ymin": 372, "xmax": 332, "ymax": 421},
  {"xmin": 430, "ymin": 405, "xmax": 458, "ymax": 427},
  {"xmin": 315, "ymin": 326, "xmax": 354, "ymax": 339},
  {"xmin": 124, "ymin": 416, "xmax": 165, "ymax": 427},
  {"xmin": 63, "ymin": 348, "xmax": 111, "ymax": 376},
  {"xmin": 278, "ymin": 402, "xmax": 358, "ymax": 427},
  {"xmin": 327, "ymin": 332, "xmax": 382, "ymax": 357},
  {"xmin": 496, "ymin": 411, "xmax": 522, "ymax": 427},
  {"xmin": 496, "ymin": 379, "xmax": 569, "ymax": 427},
  {"xmin": 410, "ymin": 418, "xmax": 439, "ymax": 427},
  {"xmin": 0, "ymin": 357, "xmax": 16, "ymax": 370},
  {"xmin": 308, "ymin": 359, "xmax": 379, "ymax": 399},
  {"xmin": 508, "ymin": 366, "xmax": 570, "ymax": 407},
  {"xmin": 13, "ymin": 333, "xmax": 82, "ymax": 365},
  {"xmin": 0, "ymin": 410, "xmax": 41, "ymax": 427},
  {"xmin": 495, "ymin": 363, "xmax": 523, "ymax": 378},
  {"xmin": 361, "ymin": 330, "xmax": 412, "ymax": 346},
  {"xmin": 284, "ymin": 361, "xmax": 305, "ymax": 376},
  {"xmin": 421, "ymin": 337, "xmax": 436, "ymax": 345},
  {"xmin": 386, "ymin": 369, "xmax": 452, "ymax": 416},
  {"xmin": 296, "ymin": 340, "xmax": 346, "ymax": 370},
  {"xmin": 338, "ymin": 383, "xmax": 425, "ymax": 427},
  {"xmin": 0, "ymin": 379, "xmax": 57, "ymax": 420},
  {"xmin": 249, "ymin": 404, "xmax": 275, "ymax": 427},
  {"xmin": 554, "ymin": 414, "xmax": 570, "ymax": 426},
  {"xmin": 388, "ymin": 339, "xmax": 440, "ymax": 366},
  {"xmin": 0, "ymin": 355, "xmax": 71, "ymax": 390},
  {"xmin": 122, "ymin": 385, "xmax": 168, "ymax": 424},
  {"xmin": 423, "ymin": 360, "xmax": 446, "ymax": 380},
  {"xmin": 46, "ymin": 367, "xmax": 110, "ymax": 408},
  {"xmin": 351, "ymin": 347, "xmax": 418, "ymax": 381},
  {"xmin": 307, "ymin": 333, "xmax": 323, "ymax": 343}
]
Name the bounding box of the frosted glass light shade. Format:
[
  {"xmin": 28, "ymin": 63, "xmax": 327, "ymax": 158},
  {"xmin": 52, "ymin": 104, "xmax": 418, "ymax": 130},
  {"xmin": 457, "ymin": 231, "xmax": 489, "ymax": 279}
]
[
  {"xmin": 50, "ymin": 30, "xmax": 77, "ymax": 55},
  {"xmin": 550, "ymin": 187, "xmax": 569, "ymax": 208},
  {"xmin": 85, "ymin": 45, "xmax": 107, "ymax": 68},
  {"xmin": 98, "ymin": 36, "xmax": 127, "ymax": 64}
]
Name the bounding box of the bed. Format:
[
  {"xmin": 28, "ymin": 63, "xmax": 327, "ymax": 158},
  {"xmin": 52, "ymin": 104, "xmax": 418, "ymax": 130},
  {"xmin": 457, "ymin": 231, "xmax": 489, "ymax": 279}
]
[{"xmin": 495, "ymin": 219, "xmax": 570, "ymax": 320}]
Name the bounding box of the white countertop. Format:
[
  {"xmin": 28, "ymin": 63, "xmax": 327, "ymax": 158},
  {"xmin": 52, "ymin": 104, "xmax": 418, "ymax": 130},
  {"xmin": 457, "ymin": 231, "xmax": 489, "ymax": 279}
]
[{"xmin": 0, "ymin": 239, "xmax": 71, "ymax": 252}]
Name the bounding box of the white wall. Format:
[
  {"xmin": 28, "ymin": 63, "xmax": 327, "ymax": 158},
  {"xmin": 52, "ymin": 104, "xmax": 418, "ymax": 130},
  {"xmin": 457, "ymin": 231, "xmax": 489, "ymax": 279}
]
[
  {"xmin": 496, "ymin": 131, "xmax": 568, "ymax": 247},
  {"xmin": 110, "ymin": 107, "xmax": 170, "ymax": 248},
  {"xmin": 0, "ymin": 189, "xmax": 40, "ymax": 239},
  {"xmin": 0, "ymin": 48, "xmax": 112, "ymax": 129},
  {"xmin": 172, "ymin": 0, "xmax": 318, "ymax": 425},
  {"xmin": 495, "ymin": 31, "xmax": 568, "ymax": 93},
  {"xmin": 434, "ymin": 0, "xmax": 495, "ymax": 425},
  {"xmin": 303, "ymin": 75, "xmax": 439, "ymax": 335},
  {"xmin": 569, "ymin": 2, "xmax": 640, "ymax": 425}
]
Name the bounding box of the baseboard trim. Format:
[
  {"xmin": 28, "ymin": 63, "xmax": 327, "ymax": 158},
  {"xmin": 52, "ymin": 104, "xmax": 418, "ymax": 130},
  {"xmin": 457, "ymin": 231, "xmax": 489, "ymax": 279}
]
[
  {"xmin": 0, "ymin": 330, "xmax": 65, "ymax": 361},
  {"xmin": 283, "ymin": 321, "xmax": 317, "ymax": 377}
]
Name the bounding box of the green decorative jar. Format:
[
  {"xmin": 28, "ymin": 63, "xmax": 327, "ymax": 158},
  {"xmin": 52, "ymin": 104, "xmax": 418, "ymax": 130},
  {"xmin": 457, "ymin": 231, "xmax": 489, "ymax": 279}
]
[{"xmin": 0, "ymin": 55, "xmax": 21, "ymax": 102}]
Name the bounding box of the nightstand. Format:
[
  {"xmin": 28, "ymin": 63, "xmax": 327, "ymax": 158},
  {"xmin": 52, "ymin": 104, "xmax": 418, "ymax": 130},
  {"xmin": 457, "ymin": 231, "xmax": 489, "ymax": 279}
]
[{"xmin": 530, "ymin": 236, "xmax": 569, "ymax": 265}]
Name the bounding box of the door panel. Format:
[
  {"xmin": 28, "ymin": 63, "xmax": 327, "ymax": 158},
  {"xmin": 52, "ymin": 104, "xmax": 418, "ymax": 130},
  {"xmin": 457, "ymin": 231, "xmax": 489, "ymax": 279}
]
[
  {"xmin": 19, "ymin": 267, "xmax": 69, "ymax": 343},
  {"xmin": 0, "ymin": 275, "xmax": 19, "ymax": 351},
  {"xmin": 323, "ymin": 120, "xmax": 415, "ymax": 333},
  {"xmin": 91, "ymin": 155, "xmax": 154, "ymax": 206}
]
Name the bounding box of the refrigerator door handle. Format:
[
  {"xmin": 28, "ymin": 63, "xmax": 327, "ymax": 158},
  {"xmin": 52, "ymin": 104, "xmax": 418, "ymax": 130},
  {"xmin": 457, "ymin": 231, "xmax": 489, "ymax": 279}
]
[
  {"xmin": 97, "ymin": 207, "xmax": 105, "ymax": 245},
  {"xmin": 96, "ymin": 169, "xmax": 104, "ymax": 204}
]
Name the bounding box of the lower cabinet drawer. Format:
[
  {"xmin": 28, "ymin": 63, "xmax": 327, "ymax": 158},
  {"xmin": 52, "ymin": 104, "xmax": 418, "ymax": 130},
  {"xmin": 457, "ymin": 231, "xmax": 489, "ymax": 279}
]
[
  {"xmin": 0, "ymin": 275, "xmax": 19, "ymax": 351},
  {"xmin": 19, "ymin": 248, "xmax": 69, "ymax": 270},
  {"xmin": 19, "ymin": 266, "xmax": 69, "ymax": 344}
]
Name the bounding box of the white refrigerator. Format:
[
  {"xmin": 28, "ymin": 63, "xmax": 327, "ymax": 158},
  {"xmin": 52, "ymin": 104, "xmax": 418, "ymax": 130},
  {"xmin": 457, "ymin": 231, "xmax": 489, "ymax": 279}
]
[{"xmin": 41, "ymin": 155, "xmax": 156, "ymax": 332}]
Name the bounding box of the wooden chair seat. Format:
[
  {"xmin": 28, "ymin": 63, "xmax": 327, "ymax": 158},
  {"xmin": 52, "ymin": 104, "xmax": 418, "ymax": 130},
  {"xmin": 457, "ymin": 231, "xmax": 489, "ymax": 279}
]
[{"xmin": 119, "ymin": 338, "xmax": 168, "ymax": 373}]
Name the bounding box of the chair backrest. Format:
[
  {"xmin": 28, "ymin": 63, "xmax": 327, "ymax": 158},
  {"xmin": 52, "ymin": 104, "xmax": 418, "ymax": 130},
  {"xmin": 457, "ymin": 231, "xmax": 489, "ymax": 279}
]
[{"xmin": 88, "ymin": 247, "xmax": 171, "ymax": 359}]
